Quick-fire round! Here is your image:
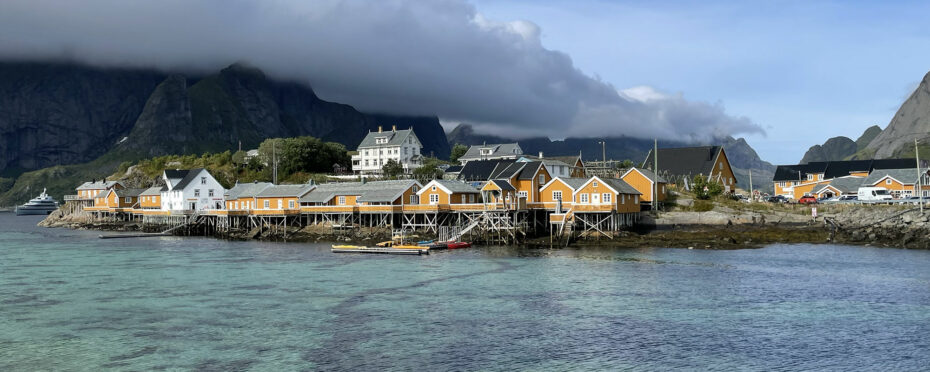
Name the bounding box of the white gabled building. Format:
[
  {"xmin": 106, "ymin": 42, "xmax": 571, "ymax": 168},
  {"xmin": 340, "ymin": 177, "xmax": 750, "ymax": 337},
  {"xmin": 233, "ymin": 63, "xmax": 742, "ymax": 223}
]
[
  {"xmin": 351, "ymin": 125, "xmax": 423, "ymax": 174},
  {"xmin": 458, "ymin": 143, "xmax": 523, "ymax": 164},
  {"xmin": 160, "ymin": 168, "xmax": 226, "ymax": 212}
]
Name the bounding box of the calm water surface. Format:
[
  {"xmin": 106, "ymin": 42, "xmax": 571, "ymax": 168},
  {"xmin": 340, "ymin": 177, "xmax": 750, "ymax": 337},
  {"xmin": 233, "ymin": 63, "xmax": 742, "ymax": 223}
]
[{"xmin": 1, "ymin": 213, "xmax": 929, "ymax": 371}]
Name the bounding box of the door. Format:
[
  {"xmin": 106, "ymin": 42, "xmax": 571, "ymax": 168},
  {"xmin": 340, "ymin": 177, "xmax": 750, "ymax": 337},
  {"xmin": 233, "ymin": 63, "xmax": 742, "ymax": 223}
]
[
  {"xmin": 189, "ymin": 202, "xmax": 196, "ymax": 210},
  {"xmin": 592, "ymin": 193, "xmax": 600, "ymax": 204}
]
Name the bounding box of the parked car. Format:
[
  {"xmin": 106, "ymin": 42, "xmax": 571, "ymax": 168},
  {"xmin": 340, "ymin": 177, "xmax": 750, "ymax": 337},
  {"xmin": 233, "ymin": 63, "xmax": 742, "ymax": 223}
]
[
  {"xmin": 820, "ymin": 196, "xmax": 841, "ymax": 203},
  {"xmin": 767, "ymin": 195, "xmax": 789, "ymax": 203},
  {"xmin": 838, "ymin": 195, "xmax": 857, "ymax": 201},
  {"xmin": 798, "ymin": 195, "xmax": 818, "ymax": 205}
]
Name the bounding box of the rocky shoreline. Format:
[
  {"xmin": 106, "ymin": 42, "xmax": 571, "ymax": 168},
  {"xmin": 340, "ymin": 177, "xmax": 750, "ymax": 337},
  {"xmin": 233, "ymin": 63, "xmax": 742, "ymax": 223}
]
[{"xmin": 36, "ymin": 204, "xmax": 930, "ymax": 250}]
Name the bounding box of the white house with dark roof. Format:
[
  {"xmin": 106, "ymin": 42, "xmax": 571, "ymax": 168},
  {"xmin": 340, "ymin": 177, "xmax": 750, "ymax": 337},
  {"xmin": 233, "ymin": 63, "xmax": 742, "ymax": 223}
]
[
  {"xmin": 159, "ymin": 168, "xmax": 226, "ymax": 212},
  {"xmin": 351, "ymin": 125, "xmax": 423, "ymax": 174},
  {"xmin": 458, "ymin": 143, "xmax": 523, "ymax": 164}
]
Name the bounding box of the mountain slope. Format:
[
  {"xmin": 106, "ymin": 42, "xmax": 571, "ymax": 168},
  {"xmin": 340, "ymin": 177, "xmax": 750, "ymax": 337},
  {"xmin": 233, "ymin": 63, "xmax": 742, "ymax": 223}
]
[
  {"xmin": 0, "ymin": 61, "xmax": 165, "ymax": 177},
  {"xmin": 863, "ymin": 71, "xmax": 930, "ymax": 158},
  {"xmin": 855, "ymin": 125, "xmax": 882, "ymax": 151},
  {"xmin": 800, "ymin": 136, "xmax": 857, "ymax": 164}
]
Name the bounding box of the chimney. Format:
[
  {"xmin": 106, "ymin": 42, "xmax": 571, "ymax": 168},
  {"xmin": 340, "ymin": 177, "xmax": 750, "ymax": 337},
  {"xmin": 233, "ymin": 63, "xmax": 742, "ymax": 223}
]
[
  {"xmin": 539, "ymin": 151, "xmax": 544, "ymax": 158},
  {"xmin": 378, "ymin": 126, "xmax": 382, "ymax": 133},
  {"xmin": 392, "ymin": 124, "xmax": 397, "ymax": 131}
]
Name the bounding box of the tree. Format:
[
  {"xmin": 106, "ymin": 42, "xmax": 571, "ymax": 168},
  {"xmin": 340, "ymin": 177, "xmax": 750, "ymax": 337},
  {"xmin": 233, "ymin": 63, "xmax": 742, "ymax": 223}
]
[
  {"xmin": 692, "ymin": 174, "xmax": 723, "ymax": 200},
  {"xmin": 450, "ymin": 143, "xmax": 469, "ymax": 164},
  {"xmin": 617, "ymin": 159, "xmax": 634, "ymax": 170},
  {"xmin": 412, "ymin": 157, "xmax": 444, "ymax": 183},
  {"xmin": 382, "ymin": 159, "xmax": 404, "ymax": 179},
  {"xmin": 232, "ymin": 150, "xmax": 247, "ymax": 165}
]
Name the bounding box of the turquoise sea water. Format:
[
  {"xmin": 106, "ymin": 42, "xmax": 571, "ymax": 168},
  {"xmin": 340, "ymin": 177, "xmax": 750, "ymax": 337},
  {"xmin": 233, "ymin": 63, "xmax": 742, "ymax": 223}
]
[{"xmin": 2, "ymin": 213, "xmax": 930, "ymax": 371}]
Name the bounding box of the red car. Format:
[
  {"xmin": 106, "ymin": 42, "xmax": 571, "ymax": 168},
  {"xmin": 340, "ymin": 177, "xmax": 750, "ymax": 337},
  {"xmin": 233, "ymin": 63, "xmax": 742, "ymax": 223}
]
[{"xmin": 798, "ymin": 195, "xmax": 818, "ymax": 205}]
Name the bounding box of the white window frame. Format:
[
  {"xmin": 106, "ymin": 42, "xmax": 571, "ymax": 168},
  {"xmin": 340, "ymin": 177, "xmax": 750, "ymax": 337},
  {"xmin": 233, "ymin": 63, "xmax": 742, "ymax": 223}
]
[
  {"xmin": 592, "ymin": 181, "xmax": 598, "ymax": 187},
  {"xmin": 264, "ymin": 200, "xmax": 270, "ymax": 209},
  {"xmin": 552, "ymin": 191, "xmax": 562, "ymax": 201},
  {"xmin": 208, "ymin": 189, "xmax": 214, "ymax": 197},
  {"xmin": 338, "ymin": 196, "xmax": 346, "ymax": 205},
  {"xmin": 518, "ymin": 191, "xmax": 528, "ymax": 198},
  {"xmin": 288, "ymin": 200, "xmax": 295, "ymax": 209},
  {"xmin": 602, "ymin": 193, "xmax": 611, "ymax": 203},
  {"xmin": 429, "ymin": 194, "xmax": 439, "ymax": 204},
  {"xmin": 125, "ymin": 197, "xmax": 131, "ymax": 203},
  {"xmin": 538, "ymin": 174, "xmax": 545, "ymax": 184},
  {"xmin": 194, "ymin": 189, "xmax": 200, "ymax": 197},
  {"xmin": 886, "ymin": 179, "xmax": 892, "ymax": 185},
  {"xmin": 580, "ymin": 193, "xmax": 589, "ymax": 203},
  {"xmin": 410, "ymin": 195, "xmax": 418, "ymax": 204}
]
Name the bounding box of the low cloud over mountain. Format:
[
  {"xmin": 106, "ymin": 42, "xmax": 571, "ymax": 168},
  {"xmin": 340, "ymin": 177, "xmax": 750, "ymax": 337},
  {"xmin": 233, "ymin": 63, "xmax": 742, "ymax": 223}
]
[{"xmin": 0, "ymin": 0, "xmax": 763, "ymax": 141}]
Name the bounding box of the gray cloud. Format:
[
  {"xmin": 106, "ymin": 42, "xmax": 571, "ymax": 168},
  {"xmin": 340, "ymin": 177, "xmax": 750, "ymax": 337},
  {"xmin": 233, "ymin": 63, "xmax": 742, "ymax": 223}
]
[{"xmin": 0, "ymin": 0, "xmax": 764, "ymax": 141}]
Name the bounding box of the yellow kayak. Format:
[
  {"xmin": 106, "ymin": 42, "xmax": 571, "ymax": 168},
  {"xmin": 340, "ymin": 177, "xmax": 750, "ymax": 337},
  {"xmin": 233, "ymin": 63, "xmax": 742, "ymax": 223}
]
[{"xmin": 332, "ymin": 244, "xmax": 366, "ymax": 249}]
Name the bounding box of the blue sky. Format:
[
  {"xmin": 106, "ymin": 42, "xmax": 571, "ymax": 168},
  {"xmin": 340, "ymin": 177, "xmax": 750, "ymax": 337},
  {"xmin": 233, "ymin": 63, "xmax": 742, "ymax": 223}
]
[{"xmin": 471, "ymin": 0, "xmax": 930, "ymax": 164}]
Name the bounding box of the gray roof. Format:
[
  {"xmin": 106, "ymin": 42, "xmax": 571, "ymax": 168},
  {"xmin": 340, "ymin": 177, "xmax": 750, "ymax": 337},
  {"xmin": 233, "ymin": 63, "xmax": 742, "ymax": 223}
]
[
  {"xmin": 813, "ymin": 176, "xmax": 864, "ymax": 194},
  {"xmin": 256, "ymin": 184, "xmax": 315, "ymax": 198},
  {"xmin": 226, "ymin": 182, "xmax": 273, "ymax": 199},
  {"xmin": 547, "ymin": 155, "xmax": 583, "ymax": 167},
  {"xmin": 642, "ymin": 146, "xmax": 731, "ymax": 183},
  {"xmin": 115, "ymin": 188, "xmax": 145, "ymax": 198},
  {"xmin": 300, "ymin": 180, "xmax": 421, "ymax": 203},
  {"xmin": 625, "ymin": 167, "xmax": 668, "ymax": 183},
  {"xmin": 555, "ymin": 177, "xmax": 590, "ymax": 190},
  {"xmin": 460, "ymin": 143, "xmax": 523, "ymax": 160},
  {"xmin": 863, "ymin": 168, "xmax": 927, "ymax": 186},
  {"xmin": 76, "ymin": 180, "xmax": 123, "ymax": 190},
  {"xmin": 169, "ymin": 168, "xmax": 207, "ymax": 190},
  {"xmin": 600, "ymin": 178, "xmax": 642, "ymax": 195},
  {"xmin": 140, "ymin": 186, "xmax": 166, "ymax": 196},
  {"xmin": 356, "ymin": 129, "xmax": 418, "ymax": 149},
  {"xmin": 488, "ymin": 179, "xmax": 516, "ymax": 191},
  {"xmin": 427, "ymin": 180, "xmax": 480, "ymax": 194}
]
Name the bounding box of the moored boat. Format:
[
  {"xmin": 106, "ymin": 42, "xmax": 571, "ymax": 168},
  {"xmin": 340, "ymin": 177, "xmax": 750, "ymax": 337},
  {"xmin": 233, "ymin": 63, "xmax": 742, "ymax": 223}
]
[
  {"xmin": 14, "ymin": 188, "xmax": 59, "ymax": 216},
  {"xmin": 446, "ymin": 242, "xmax": 471, "ymax": 249}
]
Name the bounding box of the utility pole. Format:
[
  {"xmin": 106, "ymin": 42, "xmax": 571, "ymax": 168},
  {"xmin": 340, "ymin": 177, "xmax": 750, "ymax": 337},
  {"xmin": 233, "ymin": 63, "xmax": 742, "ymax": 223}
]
[
  {"xmin": 272, "ymin": 139, "xmax": 278, "ymax": 185},
  {"xmin": 917, "ymin": 139, "xmax": 923, "ymax": 215},
  {"xmin": 597, "ymin": 140, "xmax": 606, "ymax": 169},
  {"xmin": 749, "ymin": 169, "xmax": 753, "ymax": 202},
  {"xmin": 654, "ymin": 138, "xmax": 659, "ymax": 211}
]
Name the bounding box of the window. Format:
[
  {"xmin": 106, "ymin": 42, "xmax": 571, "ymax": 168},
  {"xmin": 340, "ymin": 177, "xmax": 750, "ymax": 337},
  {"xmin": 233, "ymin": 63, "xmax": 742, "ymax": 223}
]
[
  {"xmin": 621, "ymin": 194, "xmax": 625, "ymax": 204},
  {"xmin": 469, "ymin": 194, "xmax": 475, "ymax": 203},
  {"xmin": 518, "ymin": 191, "xmax": 528, "ymax": 198},
  {"xmin": 410, "ymin": 195, "xmax": 418, "ymax": 204},
  {"xmin": 429, "ymin": 194, "xmax": 439, "ymax": 204},
  {"xmin": 634, "ymin": 195, "xmax": 639, "ymax": 204},
  {"xmin": 602, "ymin": 193, "xmax": 611, "ymax": 203},
  {"xmin": 194, "ymin": 189, "xmax": 200, "ymax": 197},
  {"xmin": 288, "ymin": 200, "xmax": 295, "ymax": 209},
  {"xmin": 719, "ymin": 162, "xmax": 723, "ymax": 170},
  {"xmin": 538, "ymin": 174, "xmax": 545, "ymax": 184},
  {"xmin": 277, "ymin": 200, "xmax": 283, "ymax": 209},
  {"xmin": 592, "ymin": 181, "xmax": 598, "ymax": 187},
  {"xmin": 376, "ymin": 137, "xmax": 387, "ymax": 144},
  {"xmin": 432, "ymin": 186, "xmax": 436, "ymax": 191},
  {"xmin": 580, "ymin": 193, "xmax": 589, "ymax": 203},
  {"xmin": 125, "ymin": 197, "xmax": 131, "ymax": 203},
  {"xmin": 338, "ymin": 196, "xmax": 346, "ymax": 205},
  {"xmin": 264, "ymin": 200, "xmax": 270, "ymax": 209},
  {"xmin": 201, "ymin": 177, "xmax": 206, "ymax": 185},
  {"xmin": 886, "ymin": 179, "xmax": 892, "ymax": 185},
  {"xmin": 553, "ymin": 191, "xmax": 562, "ymax": 200},
  {"xmin": 208, "ymin": 189, "xmax": 214, "ymax": 197},
  {"xmin": 365, "ymin": 160, "xmax": 369, "ymax": 166},
  {"xmin": 234, "ymin": 201, "xmax": 239, "ymax": 209},
  {"xmin": 404, "ymin": 147, "xmax": 408, "ymax": 155}
]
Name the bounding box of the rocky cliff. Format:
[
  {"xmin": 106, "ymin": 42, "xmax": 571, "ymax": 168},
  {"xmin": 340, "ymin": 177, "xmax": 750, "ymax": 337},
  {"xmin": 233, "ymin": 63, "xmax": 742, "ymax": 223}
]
[
  {"xmin": 863, "ymin": 71, "xmax": 930, "ymax": 158},
  {"xmin": 0, "ymin": 62, "xmax": 165, "ymax": 177},
  {"xmin": 0, "ymin": 61, "xmax": 451, "ymax": 178},
  {"xmin": 800, "ymin": 136, "xmax": 858, "ymax": 164}
]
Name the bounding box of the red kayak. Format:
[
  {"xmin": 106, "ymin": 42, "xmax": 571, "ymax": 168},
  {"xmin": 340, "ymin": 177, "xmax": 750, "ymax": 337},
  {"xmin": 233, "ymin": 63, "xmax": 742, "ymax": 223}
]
[{"xmin": 446, "ymin": 242, "xmax": 471, "ymax": 249}]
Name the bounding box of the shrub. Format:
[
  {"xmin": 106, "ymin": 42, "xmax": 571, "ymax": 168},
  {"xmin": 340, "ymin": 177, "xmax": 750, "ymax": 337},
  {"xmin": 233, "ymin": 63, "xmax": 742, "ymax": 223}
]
[{"xmin": 693, "ymin": 200, "xmax": 714, "ymax": 212}]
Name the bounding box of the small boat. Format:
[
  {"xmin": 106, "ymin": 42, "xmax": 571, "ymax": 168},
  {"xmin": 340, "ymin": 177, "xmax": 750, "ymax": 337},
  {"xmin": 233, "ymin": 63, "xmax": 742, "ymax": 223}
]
[
  {"xmin": 331, "ymin": 244, "xmax": 429, "ymax": 255},
  {"xmin": 446, "ymin": 242, "xmax": 472, "ymax": 249},
  {"xmin": 375, "ymin": 240, "xmax": 424, "ymax": 249},
  {"xmin": 15, "ymin": 188, "xmax": 59, "ymax": 216}
]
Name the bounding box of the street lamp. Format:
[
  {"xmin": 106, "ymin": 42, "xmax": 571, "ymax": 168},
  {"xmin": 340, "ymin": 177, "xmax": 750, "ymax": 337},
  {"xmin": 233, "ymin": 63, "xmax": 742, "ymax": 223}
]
[{"xmin": 597, "ymin": 140, "xmax": 606, "ymax": 168}]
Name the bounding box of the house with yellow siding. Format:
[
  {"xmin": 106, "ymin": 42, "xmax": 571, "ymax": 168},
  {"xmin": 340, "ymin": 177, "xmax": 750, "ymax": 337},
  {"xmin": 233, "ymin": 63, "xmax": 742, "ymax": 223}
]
[
  {"xmin": 488, "ymin": 161, "xmax": 551, "ymax": 203},
  {"xmin": 642, "ymin": 146, "xmax": 737, "ymax": 193},
  {"xmin": 862, "ymin": 168, "xmax": 930, "ymax": 199},
  {"xmin": 139, "ymin": 186, "xmax": 165, "ymax": 209},
  {"xmin": 299, "ymin": 180, "xmax": 424, "ymax": 210},
  {"xmin": 774, "ymin": 159, "xmax": 921, "ymax": 199},
  {"xmin": 418, "ymin": 180, "xmax": 480, "ymax": 205},
  {"xmin": 225, "ymin": 182, "xmax": 273, "ymax": 211},
  {"xmin": 573, "ymin": 176, "xmax": 641, "ymax": 213},
  {"xmin": 480, "ymin": 179, "xmax": 517, "ymax": 205},
  {"xmin": 254, "ymin": 184, "xmax": 316, "ymax": 214},
  {"xmin": 620, "ymin": 167, "xmax": 668, "ymax": 206},
  {"xmin": 75, "ymin": 180, "xmax": 124, "ymax": 203},
  {"xmin": 538, "ymin": 177, "xmax": 589, "ymax": 211}
]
